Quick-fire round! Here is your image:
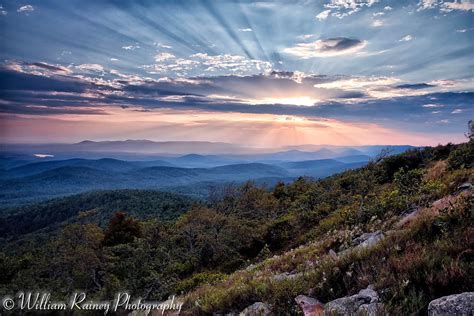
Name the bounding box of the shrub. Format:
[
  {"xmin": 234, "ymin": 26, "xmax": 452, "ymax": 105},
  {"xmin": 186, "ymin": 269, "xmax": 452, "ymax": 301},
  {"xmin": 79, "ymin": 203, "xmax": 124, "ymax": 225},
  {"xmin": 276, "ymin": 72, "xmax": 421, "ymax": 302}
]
[{"xmin": 447, "ymin": 141, "xmax": 473, "ymax": 170}]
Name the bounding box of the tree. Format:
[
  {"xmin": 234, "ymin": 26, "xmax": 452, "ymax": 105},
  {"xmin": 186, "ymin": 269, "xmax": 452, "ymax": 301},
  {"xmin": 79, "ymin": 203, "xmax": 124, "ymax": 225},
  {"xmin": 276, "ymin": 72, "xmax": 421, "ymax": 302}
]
[
  {"xmin": 103, "ymin": 212, "xmax": 142, "ymax": 246},
  {"xmin": 50, "ymin": 224, "xmax": 104, "ymax": 291},
  {"xmin": 466, "ymin": 120, "xmax": 473, "ymax": 141}
]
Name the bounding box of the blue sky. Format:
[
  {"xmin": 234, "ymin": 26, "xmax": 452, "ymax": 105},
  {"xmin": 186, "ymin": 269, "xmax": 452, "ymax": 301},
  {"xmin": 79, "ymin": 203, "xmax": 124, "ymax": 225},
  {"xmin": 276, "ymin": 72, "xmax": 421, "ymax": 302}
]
[{"xmin": 0, "ymin": 0, "xmax": 473, "ymax": 146}]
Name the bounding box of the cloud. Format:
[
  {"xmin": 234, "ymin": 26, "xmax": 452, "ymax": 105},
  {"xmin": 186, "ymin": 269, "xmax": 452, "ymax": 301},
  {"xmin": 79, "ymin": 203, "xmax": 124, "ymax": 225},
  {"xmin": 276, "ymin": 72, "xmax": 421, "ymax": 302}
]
[
  {"xmin": 384, "ymin": 6, "xmax": 393, "ymax": 10},
  {"xmin": 238, "ymin": 28, "xmax": 253, "ymax": 32},
  {"xmin": 154, "ymin": 52, "xmax": 176, "ymax": 62},
  {"xmin": 451, "ymin": 108, "xmax": 463, "ymax": 113},
  {"xmin": 155, "ymin": 42, "xmax": 172, "ymax": 49},
  {"xmin": 418, "ymin": 0, "xmax": 439, "ymax": 10},
  {"xmin": 418, "ymin": 0, "xmax": 474, "ymax": 11},
  {"xmin": 441, "ymin": 0, "xmax": 474, "ymax": 11},
  {"xmin": 324, "ymin": 0, "xmax": 380, "ymax": 18},
  {"xmin": 422, "ymin": 103, "xmax": 444, "ymax": 108},
  {"xmin": 313, "ymin": 76, "xmax": 407, "ymax": 99},
  {"xmin": 145, "ymin": 53, "xmax": 272, "ymax": 76},
  {"xmin": 1, "ymin": 60, "xmax": 472, "ymax": 141},
  {"xmin": 75, "ymin": 64, "xmax": 105, "ymax": 72},
  {"xmin": 0, "ymin": 5, "xmax": 7, "ymax": 15},
  {"xmin": 399, "ymin": 35, "xmax": 415, "ymax": 42},
  {"xmin": 316, "ymin": 10, "xmax": 331, "ymax": 20},
  {"xmin": 396, "ymin": 83, "xmax": 435, "ymax": 89},
  {"xmin": 122, "ymin": 45, "xmax": 140, "ymax": 50},
  {"xmin": 17, "ymin": 4, "xmax": 34, "ymax": 13},
  {"xmin": 3, "ymin": 60, "xmax": 72, "ymax": 76},
  {"xmin": 283, "ymin": 37, "xmax": 367, "ymax": 58},
  {"xmin": 371, "ymin": 19, "xmax": 384, "ymax": 27},
  {"xmin": 297, "ymin": 34, "xmax": 315, "ymax": 40}
]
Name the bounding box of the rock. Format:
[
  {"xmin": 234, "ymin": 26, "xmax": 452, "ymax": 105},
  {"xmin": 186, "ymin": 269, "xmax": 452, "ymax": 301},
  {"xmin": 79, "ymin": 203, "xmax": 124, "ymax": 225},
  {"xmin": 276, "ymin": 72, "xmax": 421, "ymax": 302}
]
[
  {"xmin": 296, "ymin": 286, "xmax": 384, "ymax": 316},
  {"xmin": 325, "ymin": 285, "xmax": 382, "ymax": 316},
  {"xmin": 352, "ymin": 231, "xmax": 385, "ymax": 249},
  {"xmin": 272, "ymin": 271, "xmax": 301, "ymax": 281},
  {"xmin": 295, "ymin": 295, "xmax": 324, "ymax": 316},
  {"xmin": 328, "ymin": 249, "xmax": 338, "ymax": 260},
  {"xmin": 427, "ymin": 292, "xmax": 474, "ymax": 316},
  {"xmin": 358, "ymin": 303, "xmax": 385, "ymax": 315},
  {"xmin": 396, "ymin": 208, "xmax": 420, "ymax": 228},
  {"xmin": 338, "ymin": 231, "xmax": 386, "ymax": 257},
  {"xmin": 457, "ymin": 182, "xmax": 473, "ymax": 192},
  {"xmin": 239, "ymin": 302, "xmax": 271, "ymax": 316}
]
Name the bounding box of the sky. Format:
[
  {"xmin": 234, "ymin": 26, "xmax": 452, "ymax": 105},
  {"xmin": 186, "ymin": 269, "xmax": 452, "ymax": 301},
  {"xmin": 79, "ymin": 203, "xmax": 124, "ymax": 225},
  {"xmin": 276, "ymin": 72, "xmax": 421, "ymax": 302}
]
[{"xmin": 0, "ymin": 0, "xmax": 473, "ymax": 147}]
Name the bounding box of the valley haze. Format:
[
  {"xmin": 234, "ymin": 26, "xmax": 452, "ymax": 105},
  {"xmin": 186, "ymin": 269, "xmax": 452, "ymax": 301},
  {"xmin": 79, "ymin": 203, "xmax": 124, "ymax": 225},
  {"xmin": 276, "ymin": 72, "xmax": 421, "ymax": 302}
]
[{"xmin": 0, "ymin": 140, "xmax": 414, "ymax": 206}]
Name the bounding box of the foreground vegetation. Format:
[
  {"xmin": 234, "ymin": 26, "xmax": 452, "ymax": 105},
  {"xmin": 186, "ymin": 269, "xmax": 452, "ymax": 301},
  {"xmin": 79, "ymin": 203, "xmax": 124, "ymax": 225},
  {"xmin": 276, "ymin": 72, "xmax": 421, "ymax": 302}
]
[{"xmin": 0, "ymin": 140, "xmax": 472, "ymax": 314}]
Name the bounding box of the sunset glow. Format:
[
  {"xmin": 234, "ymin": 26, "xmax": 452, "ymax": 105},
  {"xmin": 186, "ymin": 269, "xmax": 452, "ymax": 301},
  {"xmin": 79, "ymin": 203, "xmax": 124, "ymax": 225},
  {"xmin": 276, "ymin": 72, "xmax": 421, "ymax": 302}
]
[{"xmin": 0, "ymin": 0, "xmax": 472, "ymax": 147}]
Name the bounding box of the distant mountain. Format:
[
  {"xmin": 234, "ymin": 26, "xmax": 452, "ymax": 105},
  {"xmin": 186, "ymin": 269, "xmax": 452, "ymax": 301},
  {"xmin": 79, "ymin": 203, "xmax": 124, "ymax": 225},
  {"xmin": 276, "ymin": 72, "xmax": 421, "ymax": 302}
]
[
  {"xmin": 0, "ymin": 162, "xmax": 291, "ymax": 206},
  {"xmin": 279, "ymin": 159, "xmax": 344, "ymax": 170},
  {"xmin": 334, "ymin": 155, "xmax": 371, "ymax": 163},
  {"xmin": 0, "ymin": 141, "xmax": 417, "ymax": 159},
  {"xmin": 0, "ymin": 143, "xmax": 416, "ymax": 206},
  {"xmin": 279, "ymin": 159, "xmax": 367, "ymax": 177},
  {"xmin": 171, "ymin": 154, "xmax": 242, "ymax": 167},
  {"xmin": 1, "ymin": 140, "xmax": 258, "ymax": 156},
  {"xmin": 2, "ymin": 158, "xmax": 173, "ymax": 178}
]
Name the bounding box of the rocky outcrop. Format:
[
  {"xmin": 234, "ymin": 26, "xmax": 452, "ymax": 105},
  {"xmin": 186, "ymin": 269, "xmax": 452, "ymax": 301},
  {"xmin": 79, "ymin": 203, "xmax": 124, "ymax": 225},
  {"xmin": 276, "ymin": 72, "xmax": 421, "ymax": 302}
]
[
  {"xmin": 325, "ymin": 285, "xmax": 382, "ymax": 315},
  {"xmin": 239, "ymin": 302, "xmax": 271, "ymax": 316},
  {"xmin": 351, "ymin": 231, "xmax": 385, "ymax": 249},
  {"xmin": 295, "ymin": 286, "xmax": 384, "ymax": 316},
  {"xmin": 396, "ymin": 208, "xmax": 420, "ymax": 228},
  {"xmin": 427, "ymin": 292, "xmax": 474, "ymax": 316},
  {"xmin": 272, "ymin": 271, "xmax": 301, "ymax": 281},
  {"xmin": 295, "ymin": 295, "xmax": 324, "ymax": 316},
  {"xmin": 338, "ymin": 231, "xmax": 385, "ymax": 257}
]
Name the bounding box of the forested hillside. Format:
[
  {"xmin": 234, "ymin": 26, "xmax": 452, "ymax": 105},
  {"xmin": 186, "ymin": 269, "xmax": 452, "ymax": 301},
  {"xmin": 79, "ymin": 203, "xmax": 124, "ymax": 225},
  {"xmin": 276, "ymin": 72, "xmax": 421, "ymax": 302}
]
[{"xmin": 0, "ymin": 140, "xmax": 472, "ymax": 315}]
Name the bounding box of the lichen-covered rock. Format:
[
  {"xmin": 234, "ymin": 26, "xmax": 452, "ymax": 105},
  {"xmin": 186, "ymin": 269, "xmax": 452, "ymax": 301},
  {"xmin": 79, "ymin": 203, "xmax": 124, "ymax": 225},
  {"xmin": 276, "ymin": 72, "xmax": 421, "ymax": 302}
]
[
  {"xmin": 272, "ymin": 271, "xmax": 301, "ymax": 281},
  {"xmin": 325, "ymin": 285, "xmax": 382, "ymax": 316},
  {"xmin": 239, "ymin": 302, "xmax": 271, "ymax": 316},
  {"xmin": 428, "ymin": 292, "xmax": 474, "ymax": 316},
  {"xmin": 358, "ymin": 302, "xmax": 385, "ymax": 315},
  {"xmin": 352, "ymin": 231, "xmax": 385, "ymax": 249},
  {"xmin": 396, "ymin": 208, "xmax": 420, "ymax": 228},
  {"xmin": 338, "ymin": 231, "xmax": 385, "ymax": 257},
  {"xmin": 295, "ymin": 295, "xmax": 324, "ymax": 316}
]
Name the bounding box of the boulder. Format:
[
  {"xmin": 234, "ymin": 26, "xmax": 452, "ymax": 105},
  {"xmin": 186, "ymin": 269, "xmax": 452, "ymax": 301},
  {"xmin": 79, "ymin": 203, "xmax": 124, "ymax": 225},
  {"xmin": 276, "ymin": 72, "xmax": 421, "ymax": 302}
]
[
  {"xmin": 325, "ymin": 285, "xmax": 383, "ymax": 316},
  {"xmin": 338, "ymin": 231, "xmax": 386, "ymax": 257},
  {"xmin": 295, "ymin": 286, "xmax": 384, "ymax": 316},
  {"xmin": 396, "ymin": 208, "xmax": 420, "ymax": 228},
  {"xmin": 295, "ymin": 295, "xmax": 324, "ymax": 316},
  {"xmin": 328, "ymin": 249, "xmax": 338, "ymax": 260},
  {"xmin": 358, "ymin": 303, "xmax": 385, "ymax": 315},
  {"xmin": 239, "ymin": 302, "xmax": 271, "ymax": 316},
  {"xmin": 428, "ymin": 292, "xmax": 474, "ymax": 316},
  {"xmin": 352, "ymin": 231, "xmax": 385, "ymax": 249},
  {"xmin": 272, "ymin": 271, "xmax": 301, "ymax": 281},
  {"xmin": 457, "ymin": 182, "xmax": 473, "ymax": 192}
]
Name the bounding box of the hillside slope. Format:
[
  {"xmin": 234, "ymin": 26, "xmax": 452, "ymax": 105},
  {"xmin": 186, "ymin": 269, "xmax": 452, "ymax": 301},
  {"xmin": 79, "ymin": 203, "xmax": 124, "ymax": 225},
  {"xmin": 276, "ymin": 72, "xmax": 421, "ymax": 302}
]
[{"xmin": 0, "ymin": 141, "xmax": 472, "ymax": 315}]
